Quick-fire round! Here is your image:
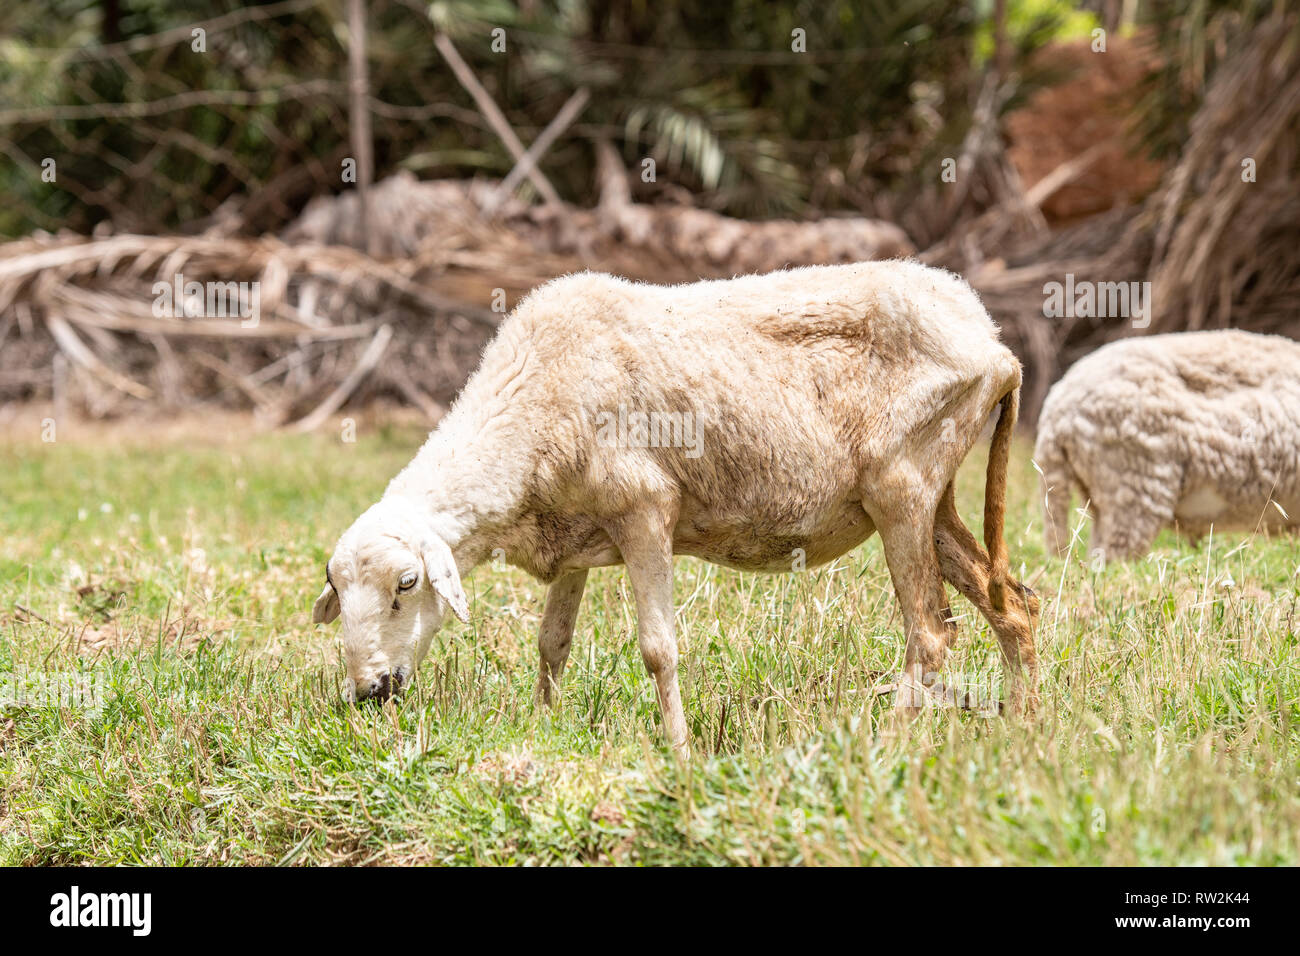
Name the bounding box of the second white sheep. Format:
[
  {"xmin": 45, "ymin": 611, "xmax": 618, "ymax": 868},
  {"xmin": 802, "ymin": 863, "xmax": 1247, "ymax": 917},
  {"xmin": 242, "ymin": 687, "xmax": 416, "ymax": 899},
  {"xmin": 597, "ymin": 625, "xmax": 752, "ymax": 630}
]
[{"xmin": 1035, "ymin": 329, "xmax": 1300, "ymax": 560}]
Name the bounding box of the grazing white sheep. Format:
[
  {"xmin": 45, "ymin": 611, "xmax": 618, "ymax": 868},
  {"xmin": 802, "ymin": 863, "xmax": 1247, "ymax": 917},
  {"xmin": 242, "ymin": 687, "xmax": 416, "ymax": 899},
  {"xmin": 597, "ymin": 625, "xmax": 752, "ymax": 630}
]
[
  {"xmin": 312, "ymin": 262, "xmax": 1040, "ymax": 750},
  {"xmin": 1036, "ymin": 329, "xmax": 1300, "ymax": 561}
]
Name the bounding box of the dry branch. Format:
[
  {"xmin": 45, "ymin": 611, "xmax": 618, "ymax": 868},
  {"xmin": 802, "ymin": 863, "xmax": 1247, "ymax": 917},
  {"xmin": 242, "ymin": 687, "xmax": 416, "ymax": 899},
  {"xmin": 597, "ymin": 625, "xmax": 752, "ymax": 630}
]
[
  {"xmin": 433, "ymin": 33, "xmax": 565, "ymax": 210},
  {"xmin": 490, "ymin": 87, "xmax": 591, "ymax": 210}
]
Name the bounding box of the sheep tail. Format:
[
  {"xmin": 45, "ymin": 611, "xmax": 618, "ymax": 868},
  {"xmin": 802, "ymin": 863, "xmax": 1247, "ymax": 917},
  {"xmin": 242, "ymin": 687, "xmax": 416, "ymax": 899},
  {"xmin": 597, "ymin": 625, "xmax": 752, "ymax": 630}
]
[{"xmin": 984, "ymin": 386, "xmax": 1018, "ymax": 613}]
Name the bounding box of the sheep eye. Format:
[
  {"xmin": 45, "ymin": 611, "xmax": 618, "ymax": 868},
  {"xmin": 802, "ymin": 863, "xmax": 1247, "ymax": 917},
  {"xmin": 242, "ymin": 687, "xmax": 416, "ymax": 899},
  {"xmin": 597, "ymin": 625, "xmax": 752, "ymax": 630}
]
[{"xmin": 398, "ymin": 572, "xmax": 418, "ymax": 592}]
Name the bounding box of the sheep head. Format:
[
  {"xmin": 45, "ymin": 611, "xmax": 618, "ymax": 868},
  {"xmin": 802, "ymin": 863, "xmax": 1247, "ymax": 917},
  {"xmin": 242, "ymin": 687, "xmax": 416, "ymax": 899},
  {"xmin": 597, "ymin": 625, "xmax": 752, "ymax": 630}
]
[{"xmin": 313, "ymin": 498, "xmax": 468, "ymax": 702}]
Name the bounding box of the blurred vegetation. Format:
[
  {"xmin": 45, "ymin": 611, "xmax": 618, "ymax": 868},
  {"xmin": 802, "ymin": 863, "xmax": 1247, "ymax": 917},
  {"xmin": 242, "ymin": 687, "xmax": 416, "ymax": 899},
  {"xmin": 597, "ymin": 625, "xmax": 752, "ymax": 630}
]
[
  {"xmin": 1133, "ymin": 0, "xmax": 1295, "ymax": 159},
  {"xmin": 0, "ymin": 0, "xmax": 1289, "ymax": 239},
  {"xmin": 2, "ymin": 0, "xmax": 1082, "ymax": 237}
]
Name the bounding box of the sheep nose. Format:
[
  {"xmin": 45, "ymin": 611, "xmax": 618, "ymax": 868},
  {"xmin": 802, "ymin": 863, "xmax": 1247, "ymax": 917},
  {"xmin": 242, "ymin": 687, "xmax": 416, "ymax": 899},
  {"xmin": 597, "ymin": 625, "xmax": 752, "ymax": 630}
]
[{"xmin": 356, "ymin": 670, "xmax": 403, "ymax": 702}]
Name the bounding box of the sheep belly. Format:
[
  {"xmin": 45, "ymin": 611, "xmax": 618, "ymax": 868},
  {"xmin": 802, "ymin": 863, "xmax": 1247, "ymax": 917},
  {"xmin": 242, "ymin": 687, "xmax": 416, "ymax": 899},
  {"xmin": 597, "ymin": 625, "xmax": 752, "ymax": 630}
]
[
  {"xmin": 672, "ymin": 498, "xmax": 876, "ymax": 572},
  {"xmin": 1174, "ymin": 484, "xmax": 1298, "ymax": 535},
  {"xmin": 531, "ymin": 497, "xmax": 877, "ymax": 579},
  {"xmin": 1174, "ymin": 485, "xmax": 1232, "ymax": 524}
]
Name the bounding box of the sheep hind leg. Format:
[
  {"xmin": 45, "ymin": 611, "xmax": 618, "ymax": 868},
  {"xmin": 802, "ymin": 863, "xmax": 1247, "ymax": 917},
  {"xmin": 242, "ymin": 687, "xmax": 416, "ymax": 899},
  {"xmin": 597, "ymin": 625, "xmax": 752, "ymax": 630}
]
[
  {"xmin": 873, "ymin": 508, "xmax": 957, "ymax": 716},
  {"xmin": 536, "ymin": 569, "xmax": 588, "ymax": 707},
  {"xmin": 606, "ymin": 506, "xmax": 689, "ymax": 754},
  {"xmin": 933, "ymin": 483, "xmax": 1040, "ymax": 716}
]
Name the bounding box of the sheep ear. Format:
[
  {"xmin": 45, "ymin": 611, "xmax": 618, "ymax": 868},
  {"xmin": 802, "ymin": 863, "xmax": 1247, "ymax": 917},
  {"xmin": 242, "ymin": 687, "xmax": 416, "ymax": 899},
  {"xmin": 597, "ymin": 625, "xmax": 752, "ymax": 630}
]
[
  {"xmin": 312, "ymin": 583, "xmax": 340, "ymax": 624},
  {"xmin": 420, "ymin": 536, "xmax": 469, "ymax": 624}
]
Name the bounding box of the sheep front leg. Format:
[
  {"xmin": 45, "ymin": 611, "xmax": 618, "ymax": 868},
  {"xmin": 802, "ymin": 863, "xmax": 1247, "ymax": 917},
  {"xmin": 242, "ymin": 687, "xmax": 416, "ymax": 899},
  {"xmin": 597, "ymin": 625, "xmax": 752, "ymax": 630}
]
[
  {"xmin": 607, "ymin": 508, "xmax": 689, "ymax": 754},
  {"xmin": 536, "ymin": 569, "xmax": 588, "ymax": 706}
]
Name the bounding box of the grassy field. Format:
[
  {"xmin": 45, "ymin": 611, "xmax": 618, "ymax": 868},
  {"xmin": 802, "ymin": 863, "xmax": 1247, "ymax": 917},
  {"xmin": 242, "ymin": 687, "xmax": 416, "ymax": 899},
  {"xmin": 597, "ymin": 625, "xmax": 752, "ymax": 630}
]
[{"xmin": 2, "ymin": 413, "xmax": 1298, "ymax": 865}]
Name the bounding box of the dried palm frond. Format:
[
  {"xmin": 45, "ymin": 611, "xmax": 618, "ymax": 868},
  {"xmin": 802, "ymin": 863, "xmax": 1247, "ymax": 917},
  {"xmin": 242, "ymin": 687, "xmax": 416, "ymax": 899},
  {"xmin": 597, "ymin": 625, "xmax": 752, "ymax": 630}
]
[{"xmin": 0, "ymin": 231, "xmax": 501, "ymax": 425}]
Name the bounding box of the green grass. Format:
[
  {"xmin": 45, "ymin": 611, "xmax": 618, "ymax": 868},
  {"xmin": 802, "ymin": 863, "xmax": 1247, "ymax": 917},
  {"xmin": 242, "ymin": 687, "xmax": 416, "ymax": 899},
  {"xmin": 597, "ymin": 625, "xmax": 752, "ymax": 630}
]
[{"xmin": 2, "ymin": 417, "xmax": 1298, "ymax": 865}]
